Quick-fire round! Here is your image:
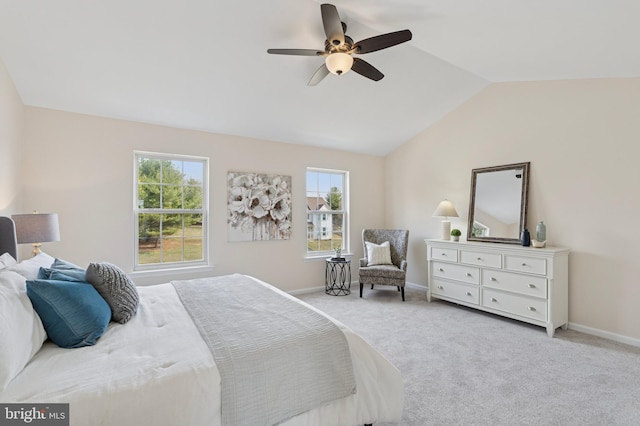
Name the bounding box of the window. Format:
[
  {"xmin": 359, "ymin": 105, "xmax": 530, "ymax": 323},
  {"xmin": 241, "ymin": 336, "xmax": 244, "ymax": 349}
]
[
  {"xmin": 306, "ymin": 168, "xmax": 348, "ymax": 256},
  {"xmin": 134, "ymin": 152, "xmax": 208, "ymax": 269}
]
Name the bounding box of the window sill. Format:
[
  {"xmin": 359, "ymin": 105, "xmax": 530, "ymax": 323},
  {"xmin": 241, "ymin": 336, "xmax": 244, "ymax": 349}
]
[
  {"xmin": 129, "ymin": 264, "xmax": 215, "ymax": 285},
  {"xmin": 304, "ymin": 253, "xmax": 354, "ymax": 262}
]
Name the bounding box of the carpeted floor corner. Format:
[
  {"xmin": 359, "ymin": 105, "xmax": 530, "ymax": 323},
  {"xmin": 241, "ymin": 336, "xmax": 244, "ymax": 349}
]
[{"xmin": 297, "ymin": 285, "xmax": 640, "ymax": 426}]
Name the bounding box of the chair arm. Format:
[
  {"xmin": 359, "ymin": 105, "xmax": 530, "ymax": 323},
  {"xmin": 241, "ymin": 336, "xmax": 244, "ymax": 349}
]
[
  {"xmin": 400, "ymin": 259, "xmax": 408, "ymax": 271},
  {"xmin": 359, "ymin": 258, "xmax": 368, "ymax": 267}
]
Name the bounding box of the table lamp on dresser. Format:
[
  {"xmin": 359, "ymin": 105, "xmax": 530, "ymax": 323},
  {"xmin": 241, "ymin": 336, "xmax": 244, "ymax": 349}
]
[{"xmin": 432, "ymin": 199, "xmax": 459, "ymax": 240}]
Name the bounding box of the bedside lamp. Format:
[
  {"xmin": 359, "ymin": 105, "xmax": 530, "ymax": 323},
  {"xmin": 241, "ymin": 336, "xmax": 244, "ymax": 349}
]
[
  {"xmin": 12, "ymin": 212, "xmax": 60, "ymax": 256},
  {"xmin": 433, "ymin": 199, "xmax": 459, "ymax": 240}
]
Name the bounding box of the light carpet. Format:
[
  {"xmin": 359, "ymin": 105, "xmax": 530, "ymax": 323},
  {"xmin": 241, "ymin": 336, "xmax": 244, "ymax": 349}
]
[{"xmin": 297, "ymin": 285, "xmax": 640, "ymax": 426}]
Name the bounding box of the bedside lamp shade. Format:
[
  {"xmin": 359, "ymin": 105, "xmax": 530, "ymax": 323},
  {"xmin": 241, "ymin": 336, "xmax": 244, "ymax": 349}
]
[
  {"xmin": 12, "ymin": 212, "xmax": 60, "ymax": 256},
  {"xmin": 433, "ymin": 200, "xmax": 459, "ymax": 240}
]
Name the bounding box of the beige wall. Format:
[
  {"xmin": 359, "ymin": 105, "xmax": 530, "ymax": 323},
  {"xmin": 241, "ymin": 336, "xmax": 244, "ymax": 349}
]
[
  {"xmin": 386, "ymin": 78, "xmax": 640, "ymax": 342},
  {"xmin": 4, "ymin": 62, "xmax": 640, "ymax": 343},
  {"xmin": 20, "ymin": 107, "xmax": 385, "ymax": 292},
  {"xmin": 0, "ymin": 57, "xmax": 23, "ymax": 215}
]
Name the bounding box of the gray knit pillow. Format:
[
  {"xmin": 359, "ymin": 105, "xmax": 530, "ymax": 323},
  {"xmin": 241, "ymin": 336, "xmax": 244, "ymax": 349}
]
[{"xmin": 86, "ymin": 262, "xmax": 139, "ymax": 324}]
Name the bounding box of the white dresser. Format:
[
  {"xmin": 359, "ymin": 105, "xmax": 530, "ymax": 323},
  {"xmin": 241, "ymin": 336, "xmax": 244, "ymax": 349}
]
[{"xmin": 425, "ymin": 239, "xmax": 569, "ymax": 337}]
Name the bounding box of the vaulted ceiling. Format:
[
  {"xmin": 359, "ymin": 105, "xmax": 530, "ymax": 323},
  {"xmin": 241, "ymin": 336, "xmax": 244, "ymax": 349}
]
[{"xmin": 1, "ymin": 0, "xmax": 638, "ymax": 155}]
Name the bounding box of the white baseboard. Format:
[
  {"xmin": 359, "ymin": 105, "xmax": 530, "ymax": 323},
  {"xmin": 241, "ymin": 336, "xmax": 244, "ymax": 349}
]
[
  {"xmin": 568, "ymin": 322, "xmax": 640, "ymax": 348},
  {"xmin": 406, "ymin": 282, "xmax": 427, "ymax": 290},
  {"xmin": 288, "ymin": 286, "xmax": 325, "ymax": 296}
]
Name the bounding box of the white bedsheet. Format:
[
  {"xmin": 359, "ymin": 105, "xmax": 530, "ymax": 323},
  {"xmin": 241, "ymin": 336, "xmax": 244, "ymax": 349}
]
[{"xmin": 1, "ymin": 275, "xmax": 403, "ymax": 426}]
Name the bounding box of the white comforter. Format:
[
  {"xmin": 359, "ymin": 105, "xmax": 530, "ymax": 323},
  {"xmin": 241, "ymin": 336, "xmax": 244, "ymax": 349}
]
[{"xmin": 3, "ymin": 275, "xmax": 403, "ymax": 426}]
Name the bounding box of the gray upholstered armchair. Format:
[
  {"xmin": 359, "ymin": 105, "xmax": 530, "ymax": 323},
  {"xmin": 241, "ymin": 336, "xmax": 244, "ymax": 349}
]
[{"xmin": 359, "ymin": 229, "xmax": 409, "ymax": 301}]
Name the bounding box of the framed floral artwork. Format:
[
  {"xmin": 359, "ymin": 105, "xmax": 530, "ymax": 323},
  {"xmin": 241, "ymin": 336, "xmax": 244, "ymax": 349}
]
[{"xmin": 227, "ymin": 171, "xmax": 292, "ymax": 241}]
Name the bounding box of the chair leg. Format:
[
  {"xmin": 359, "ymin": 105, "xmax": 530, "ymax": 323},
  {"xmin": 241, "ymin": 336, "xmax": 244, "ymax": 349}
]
[
  {"xmin": 401, "ymin": 287, "xmax": 405, "ymax": 301},
  {"xmin": 371, "ymin": 284, "xmax": 374, "ymax": 289},
  {"xmin": 360, "ymin": 283, "xmax": 363, "ymax": 298},
  {"xmin": 397, "ymin": 286, "xmax": 400, "ymax": 291}
]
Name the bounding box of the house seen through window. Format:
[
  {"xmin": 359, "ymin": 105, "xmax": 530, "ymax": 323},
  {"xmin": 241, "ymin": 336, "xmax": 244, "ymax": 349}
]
[
  {"xmin": 306, "ymin": 168, "xmax": 348, "ymax": 256},
  {"xmin": 134, "ymin": 152, "xmax": 208, "ymax": 269}
]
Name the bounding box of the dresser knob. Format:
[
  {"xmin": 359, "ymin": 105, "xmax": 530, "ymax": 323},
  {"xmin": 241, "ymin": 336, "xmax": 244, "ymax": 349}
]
[
  {"xmin": 490, "ymin": 297, "xmax": 497, "ymax": 302},
  {"xmin": 438, "ymin": 285, "xmax": 444, "ymax": 290},
  {"xmin": 441, "ymin": 253, "xmax": 446, "ymax": 256},
  {"xmin": 477, "ymin": 257, "xmax": 482, "ymax": 261},
  {"xmin": 490, "ymin": 277, "xmax": 497, "ymax": 281},
  {"xmin": 528, "ymin": 306, "xmax": 536, "ymax": 311},
  {"xmin": 522, "ymin": 263, "xmax": 527, "ymax": 266},
  {"xmin": 466, "ymin": 291, "xmax": 472, "ymax": 296},
  {"xmin": 466, "ymin": 272, "xmax": 472, "ymax": 277},
  {"xmin": 528, "ymin": 284, "xmax": 536, "ymax": 288},
  {"xmin": 439, "ymin": 268, "xmax": 444, "ymax": 272}
]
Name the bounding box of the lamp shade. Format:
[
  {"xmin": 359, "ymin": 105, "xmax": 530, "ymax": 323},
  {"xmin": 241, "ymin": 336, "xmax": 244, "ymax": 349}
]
[
  {"xmin": 325, "ymin": 52, "xmax": 353, "ymax": 75},
  {"xmin": 432, "ymin": 200, "xmax": 459, "ymax": 218},
  {"xmin": 12, "ymin": 213, "xmax": 60, "ymax": 244}
]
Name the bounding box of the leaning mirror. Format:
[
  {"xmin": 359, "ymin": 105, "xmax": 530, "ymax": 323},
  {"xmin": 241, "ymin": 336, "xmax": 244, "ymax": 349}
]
[{"xmin": 467, "ymin": 162, "xmax": 530, "ymax": 244}]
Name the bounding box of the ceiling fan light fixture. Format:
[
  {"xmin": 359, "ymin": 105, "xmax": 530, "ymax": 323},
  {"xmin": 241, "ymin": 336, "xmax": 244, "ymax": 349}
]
[{"xmin": 325, "ymin": 52, "xmax": 353, "ymax": 75}]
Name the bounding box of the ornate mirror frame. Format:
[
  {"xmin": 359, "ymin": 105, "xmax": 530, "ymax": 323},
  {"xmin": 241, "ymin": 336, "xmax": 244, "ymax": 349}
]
[{"xmin": 467, "ymin": 162, "xmax": 530, "ymax": 244}]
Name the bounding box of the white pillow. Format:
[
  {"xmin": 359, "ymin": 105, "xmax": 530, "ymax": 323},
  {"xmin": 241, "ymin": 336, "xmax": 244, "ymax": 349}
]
[
  {"xmin": 365, "ymin": 241, "xmax": 393, "ymax": 266},
  {"xmin": 0, "ymin": 270, "xmax": 48, "ymax": 391},
  {"xmin": 0, "ymin": 252, "xmax": 17, "ymax": 269},
  {"xmin": 6, "ymin": 251, "xmax": 55, "ymax": 280}
]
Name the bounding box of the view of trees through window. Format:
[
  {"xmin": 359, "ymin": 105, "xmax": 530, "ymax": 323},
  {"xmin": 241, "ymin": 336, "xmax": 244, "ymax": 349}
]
[
  {"xmin": 306, "ymin": 169, "xmax": 347, "ymax": 253},
  {"xmin": 136, "ymin": 154, "xmax": 206, "ymax": 266}
]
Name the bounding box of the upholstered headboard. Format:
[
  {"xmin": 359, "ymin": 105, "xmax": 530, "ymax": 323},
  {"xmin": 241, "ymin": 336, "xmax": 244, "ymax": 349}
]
[{"xmin": 0, "ymin": 216, "xmax": 18, "ymax": 259}]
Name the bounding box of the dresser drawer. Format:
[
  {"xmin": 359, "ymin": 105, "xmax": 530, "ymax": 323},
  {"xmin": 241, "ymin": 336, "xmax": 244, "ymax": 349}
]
[
  {"xmin": 432, "ymin": 262, "xmax": 480, "ymax": 285},
  {"xmin": 504, "ymin": 255, "xmax": 546, "ymax": 275},
  {"xmin": 482, "ymin": 288, "xmax": 547, "ymax": 321},
  {"xmin": 460, "ymin": 250, "xmax": 502, "ymax": 268},
  {"xmin": 431, "ymin": 279, "xmax": 479, "ymax": 305},
  {"xmin": 482, "ymin": 269, "xmax": 547, "ymax": 298},
  {"xmin": 430, "ymin": 247, "xmax": 458, "ymax": 263}
]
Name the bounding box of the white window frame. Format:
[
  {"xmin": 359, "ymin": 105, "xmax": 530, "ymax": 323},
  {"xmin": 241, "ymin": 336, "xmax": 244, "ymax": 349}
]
[
  {"xmin": 133, "ymin": 151, "xmax": 209, "ymax": 271},
  {"xmin": 306, "ymin": 167, "xmax": 349, "ymax": 258}
]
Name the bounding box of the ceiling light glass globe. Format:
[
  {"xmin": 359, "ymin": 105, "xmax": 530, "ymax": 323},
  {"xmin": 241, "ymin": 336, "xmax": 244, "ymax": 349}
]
[{"xmin": 325, "ymin": 52, "xmax": 354, "ymax": 75}]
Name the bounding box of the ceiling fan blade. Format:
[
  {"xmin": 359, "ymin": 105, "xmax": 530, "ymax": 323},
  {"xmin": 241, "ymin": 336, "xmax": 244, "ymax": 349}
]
[
  {"xmin": 353, "ymin": 29, "xmax": 412, "ymax": 54},
  {"xmin": 308, "ymin": 64, "xmax": 330, "ymax": 86},
  {"xmin": 321, "ymin": 3, "xmax": 345, "ymax": 46},
  {"xmin": 351, "ymin": 58, "xmax": 384, "ymax": 81},
  {"xmin": 267, "ymin": 49, "xmax": 324, "ymax": 56}
]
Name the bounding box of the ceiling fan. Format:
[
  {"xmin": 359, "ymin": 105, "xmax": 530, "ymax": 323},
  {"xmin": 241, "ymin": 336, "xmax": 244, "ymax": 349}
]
[{"xmin": 267, "ymin": 3, "xmax": 412, "ymax": 86}]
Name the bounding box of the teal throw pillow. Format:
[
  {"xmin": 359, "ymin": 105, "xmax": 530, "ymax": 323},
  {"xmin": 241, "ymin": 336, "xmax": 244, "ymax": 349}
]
[
  {"xmin": 37, "ymin": 258, "xmax": 86, "ymax": 282},
  {"xmin": 26, "ymin": 279, "xmax": 111, "ymax": 349},
  {"xmin": 38, "ymin": 267, "xmax": 86, "ymax": 282}
]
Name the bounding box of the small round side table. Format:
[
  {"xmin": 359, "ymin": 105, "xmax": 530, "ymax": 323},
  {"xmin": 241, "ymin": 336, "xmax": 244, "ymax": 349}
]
[{"xmin": 325, "ymin": 258, "xmax": 351, "ymax": 296}]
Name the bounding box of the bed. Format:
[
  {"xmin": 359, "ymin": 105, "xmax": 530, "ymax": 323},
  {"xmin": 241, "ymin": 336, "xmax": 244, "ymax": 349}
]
[{"xmin": 0, "ymin": 216, "xmax": 403, "ymax": 426}]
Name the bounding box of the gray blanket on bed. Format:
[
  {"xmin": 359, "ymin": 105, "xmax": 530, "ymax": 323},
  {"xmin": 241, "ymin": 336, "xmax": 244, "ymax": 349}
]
[{"xmin": 172, "ymin": 274, "xmax": 356, "ymax": 426}]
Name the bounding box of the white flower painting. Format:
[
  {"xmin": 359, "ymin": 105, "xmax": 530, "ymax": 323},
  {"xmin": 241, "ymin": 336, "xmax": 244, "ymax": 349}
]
[{"xmin": 227, "ymin": 171, "xmax": 292, "ymax": 241}]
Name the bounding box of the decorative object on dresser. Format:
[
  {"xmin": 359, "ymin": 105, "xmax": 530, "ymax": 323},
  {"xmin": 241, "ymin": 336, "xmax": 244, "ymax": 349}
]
[
  {"xmin": 359, "ymin": 229, "xmax": 409, "ymax": 301},
  {"xmin": 425, "ymin": 239, "xmax": 569, "ymax": 337},
  {"xmin": 467, "ymin": 162, "xmax": 530, "ymax": 244},
  {"xmin": 433, "ymin": 199, "xmax": 459, "ymax": 240},
  {"xmin": 11, "ymin": 211, "xmax": 60, "ymax": 256},
  {"xmin": 520, "ymin": 228, "xmax": 531, "ymax": 246},
  {"xmin": 533, "ymin": 221, "xmax": 547, "ymax": 247},
  {"xmin": 450, "ymin": 229, "xmax": 462, "ymax": 242}
]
